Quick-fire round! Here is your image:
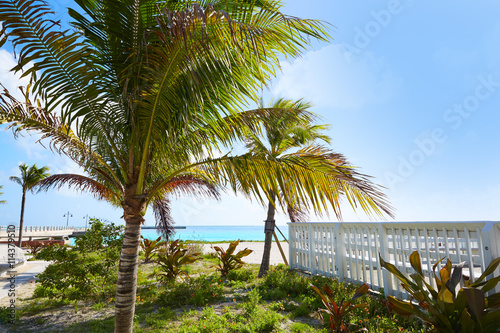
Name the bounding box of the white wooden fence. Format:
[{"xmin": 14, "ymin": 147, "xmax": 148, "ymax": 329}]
[
  {"xmin": 288, "ymin": 222, "xmax": 500, "ymax": 297},
  {"xmin": 0, "ymin": 226, "xmax": 74, "ymax": 232}
]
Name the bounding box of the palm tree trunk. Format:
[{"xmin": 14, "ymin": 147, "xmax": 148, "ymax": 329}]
[
  {"xmin": 115, "ymin": 194, "xmax": 145, "ymax": 333},
  {"xmin": 17, "ymin": 190, "xmax": 26, "ymax": 247},
  {"xmin": 258, "ymin": 192, "xmax": 276, "ymax": 278}
]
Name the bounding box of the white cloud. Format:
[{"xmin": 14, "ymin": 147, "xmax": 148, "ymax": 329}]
[
  {"xmin": 272, "ymin": 44, "xmax": 400, "ymax": 110},
  {"xmin": 0, "ymin": 50, "xmax": 31, "ymax": 100}
]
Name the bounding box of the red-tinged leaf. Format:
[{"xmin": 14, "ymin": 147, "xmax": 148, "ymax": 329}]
[
  {"xmin": 474, "ymin": 257, "xmax": 500, "ymax": 284},
  {"xmin": 226, "ymin": 240, "xmax": 239, "ymax": 256},
  {"xmin": 234, "ymin": 248, "xmax": 253, "ymax": 258},
  {"xmin": 310, "ymin": 284, "xmax": 329, "ymax": 306},
  {"xmin": 458, "ymin": 308, "xmax": 475, "ymax": 333},
  {"xmin": 409, "ymin": 251, "xmax": 424, "ymax": 276},
  {"xmin": 437, "ymin": 285, "xmax": 454, "ymax": 303},
  {"xmin": 387, "ymin": 296, "xmax": 415, "ymax": 316},
  {"xmin": 481, "ymin": 306, "xmax": 500, "ymax": 331},
  {"xmin": 351, "ymin": 283, "xmax": 369, "ymax": 301},
  {"xmin": 432, "ymin": 256, "xmax": 446, "ymax": 274},
  {"xmin": 447, "ymin": 261, "xmax": 465, "ymax": 293},
  {"xmin": 486, "ymin": 292, "xmax": 500, "ymax": 308},
  {"xmin": 479, "ymin": 275, "xmax": 500, "ymax": 293},
  {"xmin": 324, "ymin": 284, "xmax": 333, "ymax": 299},
  {"xmin": 379, "ymin": 253, "xmax": 412, "ymax": 286},
  {"xmin": 463, "ymin": 288, "xmax": 485, "ymax": 321},
  {"xmin": 439, "ymin": 265, "xmax": 451, "ymax": 285}
]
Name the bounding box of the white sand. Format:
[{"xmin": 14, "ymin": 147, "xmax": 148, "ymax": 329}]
[{"xmin": 202, "ymin": 241, "xmax": 289, "ymax": 265}]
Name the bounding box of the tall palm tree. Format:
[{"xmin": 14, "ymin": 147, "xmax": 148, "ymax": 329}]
[
  {"xmin": 0, "ymin": 185, "xmax": 6, "ymax": 204},
  {"xmin": 244, "ymin": 99, "xmax": 393, "ymax": 277},
  {"xmin": 9, "ymin": 163, "xmax": 50, "ymax": 247},
  {"xmin": 0, "ymin": 1, "xmax": 389, "ymax": 332}
]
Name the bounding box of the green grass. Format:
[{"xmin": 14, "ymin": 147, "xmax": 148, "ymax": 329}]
[{"xmin": 1, "ymin": 257, "xmax": 425, "ymax": 332}]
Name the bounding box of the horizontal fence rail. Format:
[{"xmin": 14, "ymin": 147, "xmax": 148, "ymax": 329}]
[
  {"xmin": 0, "ymin": 226, "xmax": 74, "ymax": 232},
  {"xmin": 288, "ymin": 222, "xmax": 500, "ymax": 297}
]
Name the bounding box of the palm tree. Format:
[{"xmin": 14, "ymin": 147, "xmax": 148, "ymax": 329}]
[
  {"xmin": 0, "ymin": 1, "xmax": 389, "ymax": 332},
  {"xmin": 9, "ymin": 163, "xmax": 50, "ymax": 247},
  {"xmin": 244, "ymin": 99, "xmax": 394, "ymax": 277},
  {"xmin": 0, "ymin": 185, "xmax": 6, "ymax": 204}
]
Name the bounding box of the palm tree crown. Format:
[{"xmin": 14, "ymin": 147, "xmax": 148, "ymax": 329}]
[
  {"xmin": 9, "ymin": 163, "xmax": 50, "ymax": 194},
  {"xmin": 245, "ymin": 99, "xmax": 393, "ymax": 277},
  {"xmin": 9, "ymin": 163, "xmax": 50, "ymax": 247}
]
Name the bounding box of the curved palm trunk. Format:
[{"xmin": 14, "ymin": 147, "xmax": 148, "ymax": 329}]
[
  {"xmin": 115, "ymin": 194, "xmax": 145, "ymax": 333},
  {"xmin": 258, "ymin": 192, "xmax": 276, "ymax": 278},
  {"xmin": 17, "ymin": 189, "xmax": 26, "ymax": 247}
]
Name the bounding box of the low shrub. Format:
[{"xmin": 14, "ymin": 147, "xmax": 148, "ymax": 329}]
[
  {"xmin": 259, "ymin": 265, "xmax": 310, "ymax": 298},
  {"xmin": 159, "ymin": 274, "xmax": 224, "ymax": 307},
  {"xmin": 227, "ymin": 268, "xmax": 254, "ymax": 282},
  {"xmin": 34, "ymin": 219, "xmax": 122, "ymax": 301}
]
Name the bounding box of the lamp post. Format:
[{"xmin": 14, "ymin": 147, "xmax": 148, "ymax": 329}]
[
  {"xmin": 83, "ymin": 214, "xmax": 90, "ymax": 231},
  {"xmin": 64, "ymin": 211, "xmax": 73, "ymax": 227}
]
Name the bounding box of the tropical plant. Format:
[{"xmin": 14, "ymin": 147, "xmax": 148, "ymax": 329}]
[
  {"xmin": 74, "ymin": 218, "xmax": 123, "ymax": 253},
  {"xmin": 25, "ymin": 241, "xmax": 53, "ymax": 256},
  {"xmin": 213, "ymin": 240, "xmax": 253, "ymax": 277},
  {"xmin": 35, "ymin": 219, "xmax": 122, "ymax": 301},
  {"xmin": 9, "ymin": 163, "xmax": 49, "ymax": 247},
  {"xmin": 380, "ymin": 251, "xmax": 500, "ymax": 332},
  {"xmin": 140, "ymin": 235, "xmax": 165, "ymax": 263},
  {"xmin": 0, "ymin": 185, "xmax": 6, "ymax": 204},
  {"xmin": 0, "ymin": 0, "xmax": 389, "ymax": 331},
  {"xmin": 243, "ymin": 99, "xmax": 394, "ymax": 277},
  {"xmin": 156, "ymin": 240, "xmax": 200, "ymax": 283},
  {"xmin": 310, "ymin": 283, "xmax": 369, "ymax": 333}
]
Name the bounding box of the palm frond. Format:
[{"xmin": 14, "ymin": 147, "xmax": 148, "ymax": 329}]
[
  {"xmin": 0, "ymin": 85, "xmax": 125, "ymax": 188},
  {"xmin": 152, "ymin": 198, "xmax": 175, "ymax": 240},
  {"xmin": 287, "ymin": 205, "xmax": 309, "ymax": 223},
  {"xmin": 9, "ymin": 176, "xmax": 22, "ymax": 187},
  {"xmin": 197, "ymin": 150, "xmax": 393, "ymax": 220},
  {"xmin": 36, "ymin": 174, "xmax": 121, "ymax": 205},
  {"xmin": 0, "ymin": 185, "xmax": 5, "ymax": 204},
  {"xmin": 0, "ymin": 0, "xmax": 126, "ymax": 171}
]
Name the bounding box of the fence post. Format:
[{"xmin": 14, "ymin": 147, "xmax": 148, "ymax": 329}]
[
  {"xmin": 481, "ymin": 222, "xmax": 500, "ymax": 293},
  {"xmin": 378, "ymin": 223, "xmax": 393, "ymax": 296},
  {"xmin": 334, "ymin": 223, "xmax": 346, "ymax": 279},
  {"xmin": 288, "ymin": 223, "xmax": 294, "ymax": 269},
  {"xmin": 308, "ymin": 223, "xmax": 315, "ymax": 275}
]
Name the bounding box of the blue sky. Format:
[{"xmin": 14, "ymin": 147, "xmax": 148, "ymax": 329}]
[{"xmin": 1, "ymin": 0, "xmax": 499, "ymax": 227}]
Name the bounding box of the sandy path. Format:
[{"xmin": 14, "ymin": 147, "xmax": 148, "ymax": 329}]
[
  {"xmin": 0, "ymin": 260, "xmax": 50, "ymax": 306},
  {"xmin": 202, "ymin": 241, "xmax": 289, "ymax": 265}
]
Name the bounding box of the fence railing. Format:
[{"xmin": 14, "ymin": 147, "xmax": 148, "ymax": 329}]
[
  {"xmin": 0, "ymin": 226, "xmax": 74, "ymax": 233},
  {"xmin": 288, "ymin": 222, "xmax": 500, "ymax": 297}
]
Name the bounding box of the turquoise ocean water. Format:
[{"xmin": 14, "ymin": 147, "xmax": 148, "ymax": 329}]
[
  {"xmin": 141, "ymin": 225, "xmax": 288, "ymax": 242},
  {"xmin": 70, "ymin": 223, "xmax": 288, "ymax": 246},
  {"xmin": 71, "ymin": 225, "xmax": 288, "ymax": 245}
]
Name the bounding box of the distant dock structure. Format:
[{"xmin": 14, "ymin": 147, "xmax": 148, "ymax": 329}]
[{"xmin": 141, "ymin": 226, "xmax": 186, "ymax": 229}]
